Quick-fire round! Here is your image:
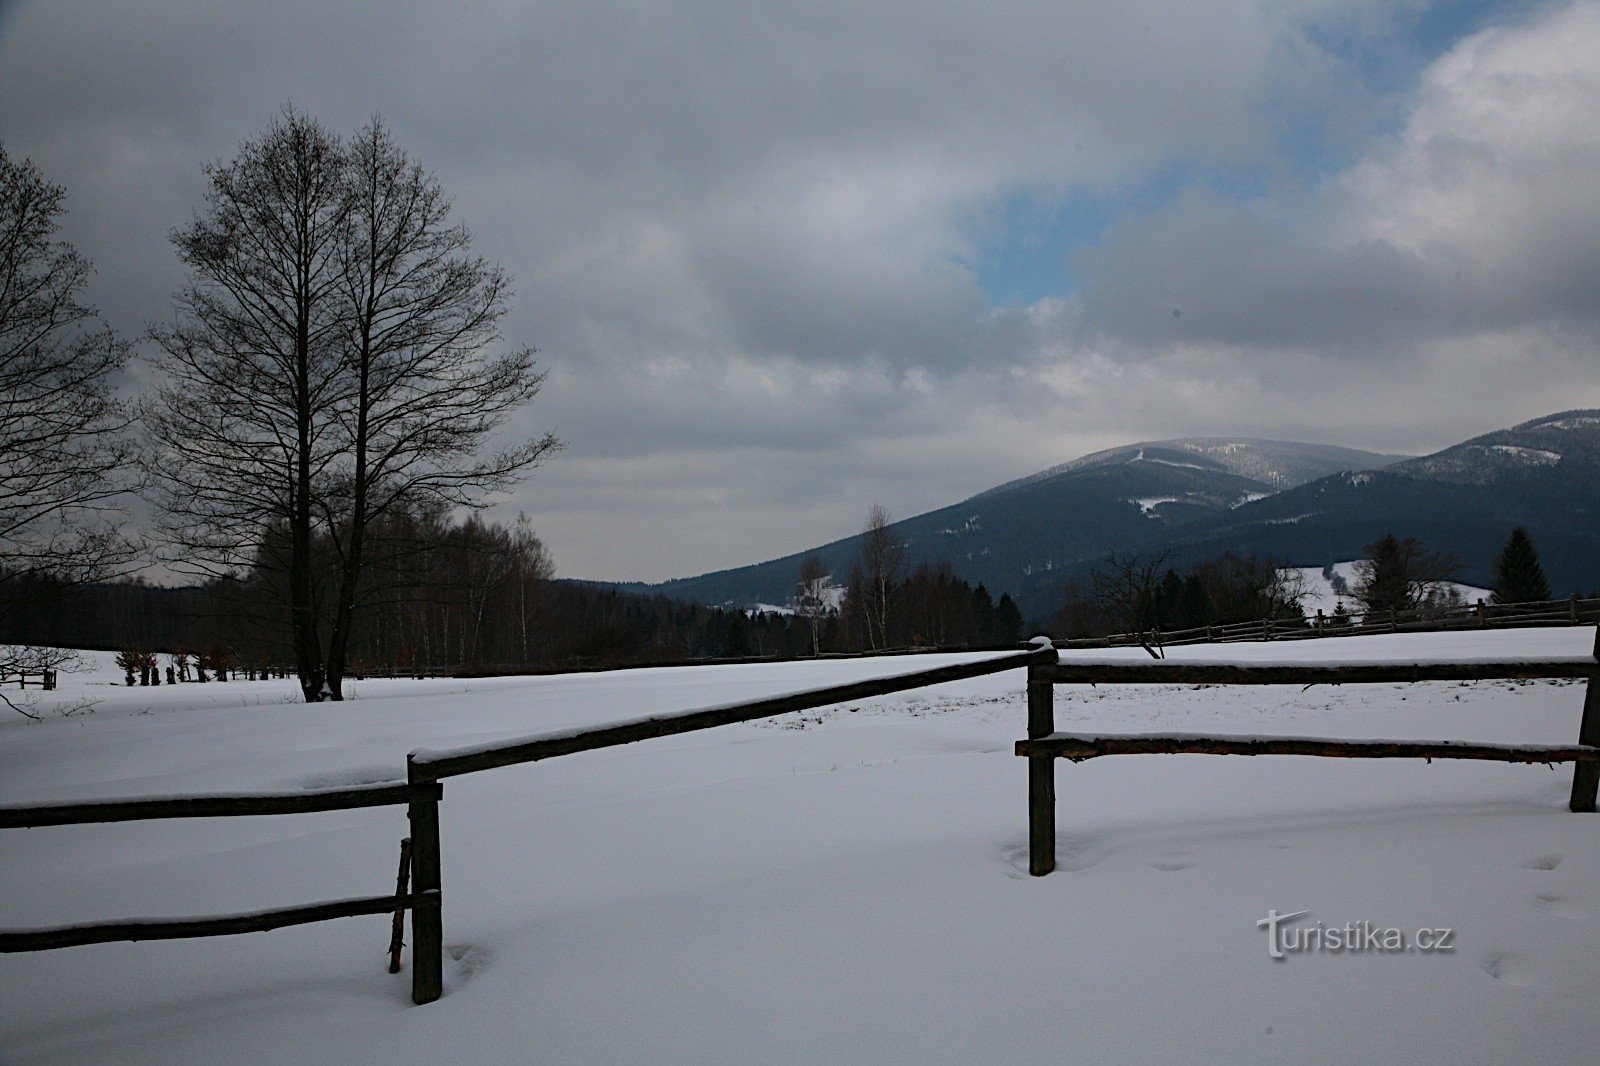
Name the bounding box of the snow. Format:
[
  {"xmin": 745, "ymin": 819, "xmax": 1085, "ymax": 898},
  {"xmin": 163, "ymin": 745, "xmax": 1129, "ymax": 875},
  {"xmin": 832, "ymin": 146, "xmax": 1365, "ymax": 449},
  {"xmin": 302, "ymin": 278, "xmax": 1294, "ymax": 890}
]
[
  {"xmin": 1487, "ymin": 444, "xmax": 1561, "ymax": 465},
  {"xmin": 1132, "ymin": 455, "xmax": 1209, "ymax": 471},
  {"xmin": 4, "ymin": 629, "xmax": 1600, "ymax": 1063},
  {"xmin": 1288, "ymin": 564, "xmax": 1492, "ymax": 621},
  {"xmin": 1127, "ymin": 495, "xmax": 1180, "ymax": 514}
]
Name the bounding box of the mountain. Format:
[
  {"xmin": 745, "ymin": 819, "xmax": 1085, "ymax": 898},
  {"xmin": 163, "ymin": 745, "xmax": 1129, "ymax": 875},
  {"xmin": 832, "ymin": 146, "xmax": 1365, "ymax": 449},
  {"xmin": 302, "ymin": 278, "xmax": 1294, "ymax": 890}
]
[
  {"xmin": 1151, "ymin": 411, "xmax": 1600, "ymax": 604},
  {"xmin": 636, "ymin": 411, "xmax": 1600, "ymax": 622},
  {"xmin": 645, "ymin": 437, "xmax": 1406, "ymax": 611},
  {"xmin": 978, "ymin": 438, "xmax": 1410, "ymax": 498}
]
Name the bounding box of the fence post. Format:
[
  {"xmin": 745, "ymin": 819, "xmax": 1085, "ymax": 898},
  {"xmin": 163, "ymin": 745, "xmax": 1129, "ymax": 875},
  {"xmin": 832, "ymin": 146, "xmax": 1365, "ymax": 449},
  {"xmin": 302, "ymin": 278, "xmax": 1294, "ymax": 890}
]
[
  {"xmin": 1027, "ymin": 654, "xmax": 1056, "ymax": 876},
  {"xmin": 1476, "ymin": 599, "xmax": 1486, "ymax": 628},
  {"xmin": 1572, "ymin": 595, "xmax": 1580, "ymax": 624},
  {"xmin": 1569, "ymin": 626, "xmax": 1600, "ymax": 812},
  {"xmin": 407, "ymin": 756, "xmax": 444, "ymax": 1003}
]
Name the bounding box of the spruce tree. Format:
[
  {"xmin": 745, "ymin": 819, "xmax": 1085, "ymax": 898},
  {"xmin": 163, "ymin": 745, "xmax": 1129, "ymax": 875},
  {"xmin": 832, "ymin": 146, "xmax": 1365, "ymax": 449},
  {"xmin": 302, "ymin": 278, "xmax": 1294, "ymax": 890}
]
[
  {"xmin": 1355, "ymin": 533, "xmax": 1413, "ymax": 615},
  {"xmin": 1493, "ymin": 527, "xmax": 1551, "ymax": 604}
]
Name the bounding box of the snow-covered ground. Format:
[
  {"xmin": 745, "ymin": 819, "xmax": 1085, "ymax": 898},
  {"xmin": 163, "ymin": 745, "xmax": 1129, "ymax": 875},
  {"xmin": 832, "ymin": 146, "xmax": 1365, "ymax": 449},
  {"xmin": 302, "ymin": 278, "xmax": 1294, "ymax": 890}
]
[{"xmin": 3, "ymin": 630, "xmax": 1599, "ymax": 1064}]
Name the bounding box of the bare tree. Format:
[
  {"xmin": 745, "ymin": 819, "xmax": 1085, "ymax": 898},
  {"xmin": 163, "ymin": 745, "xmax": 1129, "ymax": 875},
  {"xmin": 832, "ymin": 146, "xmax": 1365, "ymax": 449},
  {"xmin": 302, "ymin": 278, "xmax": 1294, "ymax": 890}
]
[
  {"xmin": 794, "ymin": 552, "xmax": 830, "ymax": 656},
  {"xmin": 856, "ymin": 504, "xmax": 905, "ymax": 651},
  {"xmin": 144, "ymin": 111, "xmax": 557, "ymax": 701},
  {"xmin": 319, "ymin": 119, "xmax": 558, "ymax": 695},
  {"xmin": 1088, "ymin": 549, "xmax": 1171, "ymax": 658},
  {"xmin": 146, "ymin": 110, "xmax": 349, "ymax": 701},
  {"xmin": 0, "ymin": 144, "xmax": 137, "ymax": 714},
  {"xmin": 510, "ymin": 512, "xmax": 554, "ymax": 664}
]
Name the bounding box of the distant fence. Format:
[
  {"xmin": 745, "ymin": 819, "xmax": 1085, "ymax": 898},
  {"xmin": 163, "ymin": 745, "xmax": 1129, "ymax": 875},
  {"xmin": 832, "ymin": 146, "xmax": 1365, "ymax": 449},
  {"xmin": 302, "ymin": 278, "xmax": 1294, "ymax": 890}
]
[
  {"xmin": 1056, "ymin": 595, "xmax": 1600, "ymax": 653},
  {"xmin": 1016, "ymin": 629, "xmax": 1600, "ymax": 876},
  {"xmin": 0, "ymin": 669, "xmax": 56, "ymax": 690}
]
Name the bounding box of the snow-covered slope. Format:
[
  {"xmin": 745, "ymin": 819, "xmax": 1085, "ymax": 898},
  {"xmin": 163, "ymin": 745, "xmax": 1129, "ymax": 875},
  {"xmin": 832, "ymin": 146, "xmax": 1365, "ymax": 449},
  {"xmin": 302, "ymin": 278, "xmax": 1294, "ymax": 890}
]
[
  {"xmin": 1286, "ymin": 563, "xmax": 1493, "ymax": 619},
  {"xmin": 981, "ymin": 437, "xmax": 1409, "ymax": 498},
  {"xmin": 4, "ymin": 631, "xmax": 1600, "ymax": 1063}
]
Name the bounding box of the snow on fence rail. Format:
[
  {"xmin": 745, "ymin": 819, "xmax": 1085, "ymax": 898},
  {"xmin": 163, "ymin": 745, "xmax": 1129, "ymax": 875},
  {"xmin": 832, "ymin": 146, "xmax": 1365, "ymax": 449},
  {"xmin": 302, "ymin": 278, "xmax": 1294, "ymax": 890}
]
[
  {"xmin": 0, "ymin": 646, "xmax": 1052, "ymax": 1008},
  {"xmin": 1016, "ymin": 631, "xmax": 1600, "ymax": 877}
]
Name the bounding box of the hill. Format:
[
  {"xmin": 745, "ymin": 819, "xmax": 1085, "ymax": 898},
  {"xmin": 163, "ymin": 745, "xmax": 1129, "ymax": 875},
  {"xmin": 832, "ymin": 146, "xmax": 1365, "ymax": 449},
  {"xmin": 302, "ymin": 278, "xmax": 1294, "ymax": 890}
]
[
  {"xmin": 642, "ymin": 412, "xmax": 1600, "ymax": 622},
  {"xmin": 645, "ymin": 437, "xmax": 1407, "ymax": 612}
]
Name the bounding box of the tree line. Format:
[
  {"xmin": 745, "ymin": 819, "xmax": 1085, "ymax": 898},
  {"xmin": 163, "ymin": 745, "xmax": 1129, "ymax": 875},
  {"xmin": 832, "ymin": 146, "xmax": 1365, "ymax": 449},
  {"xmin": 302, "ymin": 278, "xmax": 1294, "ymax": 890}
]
[
  {"xmin": 1, "ymin": 503, "xmax": 1021, "ymax": 673},
  {"xmin": 1045, "ymin": 525, "xmax": 1566, "ymax": 652}
]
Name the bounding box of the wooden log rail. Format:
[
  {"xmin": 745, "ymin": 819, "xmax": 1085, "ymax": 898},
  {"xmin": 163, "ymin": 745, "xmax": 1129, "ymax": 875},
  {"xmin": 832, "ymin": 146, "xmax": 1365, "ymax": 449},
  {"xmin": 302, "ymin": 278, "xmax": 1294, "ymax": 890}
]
[
  {"xmin": 1038, "ymin": 656, "xmax": 1598, "ymax": 686},
  {"xmin": 1021, "ymin": 631, "xmax": 1600, "ymax": 877},
  {"xmin": 410, "ymin": 648, "xmax": 1055, "ymax": 780},
  {"xmin": 400, "ymin": 646, "xmax": 1056, "ymax": 1003},
  {"xmin": 0, "ymin": 780, "xmax": 439, "ymax": 828},
  {"xmin": 0, "ymin": 892, "xmax": 440, "ymax": 953},
  {"xmin": 1018, "ymin": 733, "xmax": 1600, "ymax": 764},
  {"xmin": 0, "ymin": 782, "xmax": 439, "ymax": 958}
]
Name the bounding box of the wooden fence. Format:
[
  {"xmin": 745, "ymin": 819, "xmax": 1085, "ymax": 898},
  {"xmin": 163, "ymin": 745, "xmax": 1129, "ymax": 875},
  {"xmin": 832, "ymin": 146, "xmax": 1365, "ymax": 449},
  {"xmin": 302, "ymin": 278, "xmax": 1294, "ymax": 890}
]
[
  {"xmin": 1, "ymin": 669, "xmax": 57, "ymax": 690},
  {"xmin": 9, "ymin": 629, "xmax": 1598, "ymax": 1003},
  {"xmin": 1056, "ymin": 595, "xmax": 1600, "ymax": 653},
  {"xmin": 1016, "ymin": 628, "xmax": 1600, "ymax": 876},
  {"xmin": 0, "ymin": 647, "xmax": 1052, "ymax": 1006},
  {"xmin": 0, "ymin": 782, "xmax": 440, "ymax": 951}
]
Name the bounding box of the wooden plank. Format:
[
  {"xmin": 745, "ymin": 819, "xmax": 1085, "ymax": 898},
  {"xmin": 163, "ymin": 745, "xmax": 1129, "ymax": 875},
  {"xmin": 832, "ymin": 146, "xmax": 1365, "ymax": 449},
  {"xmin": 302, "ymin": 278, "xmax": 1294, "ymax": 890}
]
[
  {"xmin": 0, "ymin": 781, "xmax": 440, "ymax": 829},
  {"xmin": 1017, "ymin": 733, "xmax": 1600, "ymax": 763},
  {"xmin": 407, "ymin": 759, "xmax": 444, "ymax": 1005},
  {"xmin": 388, "ymin": 837, "xmax": 413, "ymax": 974},
  {"xmin": 1569, "ymin": 627, "xmax": 1600, "ymax": 811},
  {"xmin": 414, "ymin": 648, "xmax": 1054, "ymax": 780},
  {"xmin": 1038, "ymin": 657, "xmax": 1597, "ymax": 687},
  {"xmin": 0, "ymin": 892, "xmax": 439, "ymax": 953},
  {"xmin": 1026, "ymin": 661, "xmax": 1056, "ymax": 877}
]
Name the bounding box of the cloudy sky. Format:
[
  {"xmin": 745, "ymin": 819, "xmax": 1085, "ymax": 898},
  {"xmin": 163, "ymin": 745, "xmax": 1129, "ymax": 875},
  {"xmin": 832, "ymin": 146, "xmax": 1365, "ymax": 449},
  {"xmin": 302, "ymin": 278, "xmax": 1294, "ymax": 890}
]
[{"xmin": 3, "ymin": 0, "xmax": 1598, "ymax": 582}]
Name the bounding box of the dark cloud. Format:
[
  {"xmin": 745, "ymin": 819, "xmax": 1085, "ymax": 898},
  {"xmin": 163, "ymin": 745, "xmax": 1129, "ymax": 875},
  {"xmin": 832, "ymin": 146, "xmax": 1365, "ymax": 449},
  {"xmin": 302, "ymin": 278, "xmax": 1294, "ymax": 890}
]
[{"xmin": 3, "ymin": 0, "xmax": 1599, "ymax": 581}]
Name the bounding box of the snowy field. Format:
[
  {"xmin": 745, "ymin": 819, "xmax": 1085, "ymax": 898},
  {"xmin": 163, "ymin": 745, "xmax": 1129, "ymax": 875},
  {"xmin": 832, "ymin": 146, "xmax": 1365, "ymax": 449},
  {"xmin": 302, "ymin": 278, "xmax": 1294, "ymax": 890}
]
[
  {"xmin": 1286, "ymin": 563, "xmax": 1493, "ymax": 619},
  {"xmin": 3, "ymin": 629, "xmax": 1599, "ymax": 1064}
]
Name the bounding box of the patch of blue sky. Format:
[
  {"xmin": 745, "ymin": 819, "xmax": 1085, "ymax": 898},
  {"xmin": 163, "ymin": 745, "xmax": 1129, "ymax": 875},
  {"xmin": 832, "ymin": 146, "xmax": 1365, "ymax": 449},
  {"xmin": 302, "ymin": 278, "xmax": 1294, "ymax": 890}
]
[
  {"xmin": 1310, "ymin": 0, "xmax": 1543, "ymax": 95},
  {"xmin": 962, "ymin": 0, "xmax": 1539, "ymax": 310},
  {"xmin": 961, "ymin": 161, "xmax": 1274, "ymax": 307}
]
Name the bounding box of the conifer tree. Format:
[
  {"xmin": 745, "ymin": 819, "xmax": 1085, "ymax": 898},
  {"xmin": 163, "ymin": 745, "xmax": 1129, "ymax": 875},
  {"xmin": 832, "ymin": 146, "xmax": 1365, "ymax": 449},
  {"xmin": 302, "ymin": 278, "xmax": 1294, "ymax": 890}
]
[{"xmin": 1493, "ymin": 527, "xmax": 1551, "ymax": 604}]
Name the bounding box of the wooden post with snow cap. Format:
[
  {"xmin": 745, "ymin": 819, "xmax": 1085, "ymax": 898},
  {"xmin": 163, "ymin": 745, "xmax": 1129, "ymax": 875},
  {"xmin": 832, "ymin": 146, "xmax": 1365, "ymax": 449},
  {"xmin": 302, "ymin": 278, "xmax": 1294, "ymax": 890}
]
[
  {"xmin": 1027, "ymin": 636, "xmax": 1057, "ymax": 876},
  {"xmin": 406, "ymin": 754, "xmax": 445, "ymax": 1003},
  {"xmin": 1568, "ymin": 625, "xmax": 1600, "ymax": 812}
]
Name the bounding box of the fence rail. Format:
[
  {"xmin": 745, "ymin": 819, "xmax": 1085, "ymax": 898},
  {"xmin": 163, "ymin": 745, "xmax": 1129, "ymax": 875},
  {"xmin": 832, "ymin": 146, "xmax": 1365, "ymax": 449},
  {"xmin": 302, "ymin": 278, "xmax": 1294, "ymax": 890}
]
[
  {"xmin": 0, "ymin": 781, "xmax": 438, "ymax": 828},
  {"xmin": 399, "ymin": 646, "xmax": 1052, "ymax": 1002},
  {"xmin": 0, "ymin": 893, "xmax": 440, "ymax": 953},
  {"xmin": 411, "ymin": 648, "xmax": 1050, "ymax": 780},
  {"xmin": 1019, "ymin": 629, "xmax": 1600, "ymax": 876},
  {"xmin": 0, "ymin": 783, "xmax": 437, "ymax": 955}
]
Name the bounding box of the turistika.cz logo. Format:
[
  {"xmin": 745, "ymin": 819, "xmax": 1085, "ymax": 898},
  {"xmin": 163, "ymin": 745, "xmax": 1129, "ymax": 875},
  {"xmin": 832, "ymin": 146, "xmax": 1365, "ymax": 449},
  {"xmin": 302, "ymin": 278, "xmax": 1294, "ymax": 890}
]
[{"xmin": 1257, "ymin": 909, "xmax": 1455, "ymax": 960}]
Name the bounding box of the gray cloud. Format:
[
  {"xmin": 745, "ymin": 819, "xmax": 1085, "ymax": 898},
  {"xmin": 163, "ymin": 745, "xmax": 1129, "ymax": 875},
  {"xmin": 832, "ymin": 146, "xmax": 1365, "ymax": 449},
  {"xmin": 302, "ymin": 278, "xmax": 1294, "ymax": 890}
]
[{"xmin": 4, "ymin": 0, "xmax": 1600, "ymax": 581}]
